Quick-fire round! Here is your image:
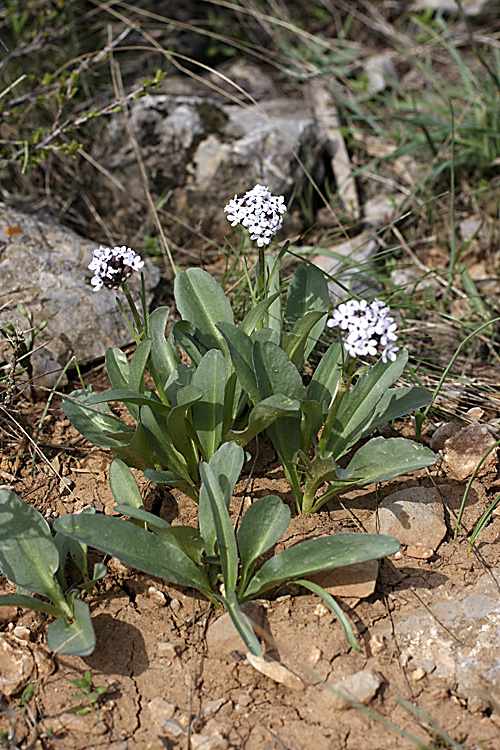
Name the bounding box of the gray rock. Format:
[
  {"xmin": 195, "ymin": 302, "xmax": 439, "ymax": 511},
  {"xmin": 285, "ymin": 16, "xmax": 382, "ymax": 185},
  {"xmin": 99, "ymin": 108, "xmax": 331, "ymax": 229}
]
[
  {"xmin": 411, "ymin": 0, "xmax": 495, "ymax": 16},
  {"xmin": 364, "ymin": 54, "xmax": 398, "ymax": 95},
  {"xmin": 367, "ymin": 486, "xmax": 447, "ymax": 554},
  {"xmin": 206, "ymin": 603, "xmax": 265, "ymax": 655},
  {"xmin": 0, "ymin": 203, "xmax": 159, "ymax": 377},
  {"xmin": 429, "ymin": 422, "xmax": 461, "ymax": 452},
  {"xmin": 162, "ymin": 718, "xmax": 186, "ymax": 739},
  {"xmin": 0, "ymin": 634, "xmax": 34, "ymax": 697},
  {"xmin": 246, "ymin": 652, "xmax": 305, "ymax": 691},
  {"xmin": 91, "ymin": 80, "xmax": 325, "ymax": 247},
  {"xmin": 326, "ymin": 668, "xmax": 382, "ymax": 710},
  {"xmin": 374, "ymin": 571, "xmax": 500, "ymax": 710},
  {"xmin": 442, "ymin": 423, "xmax": 498, "ymax": 481}
]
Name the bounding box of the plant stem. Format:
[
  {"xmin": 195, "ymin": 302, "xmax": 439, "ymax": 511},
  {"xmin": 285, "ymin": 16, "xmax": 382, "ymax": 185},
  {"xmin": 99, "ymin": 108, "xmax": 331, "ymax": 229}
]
[
  {"xmin": 317, "ymin": 355, "xmax": 356, "ymax": 455},
  {"xmin": 121, "ymin": 283, "xmax": 145, "ymax": 338},
  {"xmin": 257, "ymin": 246, "xmax": 265, "ymax": 302}
]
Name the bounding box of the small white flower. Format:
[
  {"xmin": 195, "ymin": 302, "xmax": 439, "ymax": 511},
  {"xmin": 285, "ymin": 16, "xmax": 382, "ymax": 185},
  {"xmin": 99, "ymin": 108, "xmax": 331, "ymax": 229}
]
[
  {"xmin": 88, "ymin": 246, "xmax": 144, "ymax": 292},
  {"xmin": 327, "ymin": 297, "xmax": 399, "ymax": 361},
  {"xmin": 224, "ymin": 184, "xmax": 286, "ymax": 246}
]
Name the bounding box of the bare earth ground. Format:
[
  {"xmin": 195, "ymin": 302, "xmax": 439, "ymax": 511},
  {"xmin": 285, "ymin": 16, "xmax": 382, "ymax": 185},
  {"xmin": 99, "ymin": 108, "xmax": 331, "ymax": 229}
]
[{"xmin": 1, "ymin": 384, "xmax": 500, "ymax": 750}]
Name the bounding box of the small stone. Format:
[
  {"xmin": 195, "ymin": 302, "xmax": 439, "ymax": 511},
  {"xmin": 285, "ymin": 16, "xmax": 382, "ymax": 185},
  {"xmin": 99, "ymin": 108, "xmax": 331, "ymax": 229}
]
[
  {"xmin": 326, "ymin": 668, "xmax": 382, "ymax": 710},
  {"xmin": 411, "ymin": 667, "xmax": 427, "ymax": 682},
  {"xmin": 162, "ymin": 718, "xmax": 186, "ymax": 739},
  {"xmin": 0, "ymin": 635, "xmax": 34, "ymax": 697},
  {"xmin": 170, "ymin": 598, "xmax": 182, "ymax": 611},
  {"xmin": 313, "ymin": 603, "xmax": 329, "ymax": 617},
  {"xmin": 203, "ymin": 699, "xmax": 226, "ymax": 716},
  {"xmin": 40, "ymin": 712, "xmax": 108, "ymax": 736},
  {"xmin": 148, "ymin": 586, "xmax": 166, "ymax": 606},
  {"xmin": 246, "ymin": 653, "xmax": 305, "ymax": 691},
  {"xmin": 430, "ymin": 422, "xmax": 461, "ymax": 452},
  {"xmin": 189, "ymin": 735, "xmax": 228, "ymax": 750},
  {"xmin": 236, "ymin": 694, "xmax": 252, "ymax": 708},
  {"xmin": 442, "ymin": 424, "xmax": 498, "ymax": 481},
  {"xmin": 394, "ymin": 550, "xmax": 403, "ymax": 560},
  {"xmin": 369, "ymin": 635, "xmax": 386, "ymax": 655},
  {"xmin": 406, "ymin": 544, "xmax": 434, "ymax": 560},
  {"xmin": 368, "ymin": 487, "xmax": 446, "ymax": 553},
  {"xmin": 147, "ymin": 697, "xmax": 176, "ymax": 728},
  {"xmin": 308, "ymin": 646, "xmax": 323, "ymax": 666},
  {"xmin": 411, "ymin": 658, "xmax": 435, "ymax": 674},
  {"xmin": 206, "ymin": 604, "xmax": 264, "ymax": 656},
  {"xmin": 468, "ymin": 696, "xmax": 490, "ymax": 714},
  {"xmin": 12, "ymin": 626, "xmax": 31, "ymax": 641},
  {"xmin": 309, "ymin": 559, "xmax": 379, "ymax": 599},
  {"xmin": 157, "ymin": 641, "xmax": 181, "ymax": 661},
  {"xmin": 364, "ymin": 54, "xmax": 398, "ymax": 94}
]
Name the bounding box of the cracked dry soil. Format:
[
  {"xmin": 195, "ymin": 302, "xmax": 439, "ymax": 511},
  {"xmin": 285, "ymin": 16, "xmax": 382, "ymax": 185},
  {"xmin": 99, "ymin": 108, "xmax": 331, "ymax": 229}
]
[{"xmin": 1, "ymin": 393, "xmax": 500, "ymax": 750}]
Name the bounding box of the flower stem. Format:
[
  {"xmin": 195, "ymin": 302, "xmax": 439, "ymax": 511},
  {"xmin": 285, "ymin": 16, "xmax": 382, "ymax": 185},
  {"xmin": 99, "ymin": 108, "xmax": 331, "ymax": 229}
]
[
  {"xmin": 317, "ymin": 355, "xmax": 357, "ymax": 455},
  {"xmin": 121, "ymin": 283, "xmax": 145, "ymax": 339},
  {"xmin": 257, "ymin": 246, "xmax": 265, "ymax": 302}
]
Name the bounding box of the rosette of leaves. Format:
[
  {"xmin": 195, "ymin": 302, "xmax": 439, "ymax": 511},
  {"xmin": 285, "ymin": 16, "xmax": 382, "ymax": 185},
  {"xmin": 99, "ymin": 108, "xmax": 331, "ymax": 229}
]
[
  {"xmin": 0, "ymin": 490, "xmax": 106, "ymax": 655},
  {"xmin": 54, "ymin": 443, "xmax": 400, "ymax": 655},
  {"xmin": 62, "ymin": 261, "xmax": 329, "ymax": 502}
]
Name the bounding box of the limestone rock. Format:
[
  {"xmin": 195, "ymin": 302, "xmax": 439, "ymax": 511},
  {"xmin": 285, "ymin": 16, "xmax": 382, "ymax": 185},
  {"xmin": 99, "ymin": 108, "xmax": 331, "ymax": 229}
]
[
  {"xmin": 367, "ymin": 486, "xmax": 446, "ymax": 553},
  {"xmin": 206, "ymin": 603, "xmax": 265, "ymax": 656},
  {"xmin": 326, "ymin": 668, "xmax": 382, "ymax": 710},
  {"xmin": 372, "ymin": 571, "xmax": 500, "ymax": 710},
  {"xmin": 0, "ymin": 203, "xmax": 159, "ymax": 376},
  {"xmin": 442, "ymin": 423, "xmax": 498, "ymax": 481},
  {"xmin": 147, "ymin": 697, "xmax": 175, "ymax": 729},
  {"xmin": 429, "ymin": 422, "xmax": 461, "ymax": 452},
  {"xmin": 246, "ymin": 652, "xmax": 305, "ymax": 691}
]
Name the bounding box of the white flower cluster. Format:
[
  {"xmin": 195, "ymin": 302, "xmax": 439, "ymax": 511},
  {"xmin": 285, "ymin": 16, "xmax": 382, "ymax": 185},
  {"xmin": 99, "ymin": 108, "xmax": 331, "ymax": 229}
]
[
  {"xmin": 224, "ymin": 184, "xmax": 286, "ymax": 247},
  {"xmin": 327, "ymin": 298, "xmax": 399, "ymax": 363},
  {"xmin": 89, "ymin": 246, "xmax": 144, "ymax": 292}
]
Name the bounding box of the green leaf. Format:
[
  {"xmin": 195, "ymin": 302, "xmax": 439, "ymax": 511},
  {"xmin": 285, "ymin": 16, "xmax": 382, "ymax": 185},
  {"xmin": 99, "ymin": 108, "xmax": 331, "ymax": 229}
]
[
  {"xmin": 0, "ymin": 594, "xmax": 60, "ymax": 618},
  {"xmin": 165, "ymin": 364, "xmax": 194, "ymax": 407},
  {"xmin": 191, "ymin": 350, "xmax": 227, "ymax": 461},
  {"xmin": 261, "ymin": 257, "xmax": 282, "ymax": 336},
  {"xmin": 111, "ymin": 420, "xmax": 157, "ymax": 471},
  {"xmin": 199, "ymin": 442, "xmax": 245, "ymax": 558},
  {"xmin": 226, "ymin": 395, "xmax": 300, "ymax": 447},
  {"xmin": 253, "ymin": 341, "xmax": 304, "ymax": 401},
  {"xmin": 324, "ymin": 348, "xmax": 408, "ymax": 458},
  {"xmin": 175, "ymin": 268, "xmax": 234, "ymax": 353},
  {"xmin": 199, "ymin": 460, "xmax": 238, "ymax": 590},
  {"xmin": 223, "ymin": 587, "xmax": 261, "ymax": 656},
  {"xmin": 295, "ymin": 579, "xmax": 360, "ymax": 652},
  {"xmin": 53, "ymin": 514, "xmax": 211, "ymax": 593},
  {"xmin": 343, "ymin": 436, "xmax": 436, "ymax": 486},
  {"xmin": 128, "ymin": 338, "xmax": 151, "ymax": 393},
  {"xmin": 240, "ymin": 293, "xmax": 281, "ymax": 335},
  {"xmin": 172, "ymin": 321, "xmax": 206, "ymax": 366},
  {"xmin": 243, "ymin": 532, "xmax": 399, "ymax": 599},
  {"xmin": 63, "ymin": 390, "xmax": 134, "ymax": 448},
  {"xmin": 358, "ymin": 386, "xmax": 433, "ymax": 440},
  {"xmin": 47, "ymin": 599, "xmax": 96, "ymax": 656},
  {"xmin": 0, "ymin": 489, "xmax": 65, "ymax": 606},
  {"xmin": 166, "ymin": 385, "xmax": 202, "ymax": 475},
  {"xmin": 149, "ymin": 306, "xmax": 180, "ymax": 387},
  {"xmin": 282, "ymin": 310, "xmax": 327, "ymax": 369},
  {"xmin": 218, "ymin": 322, "xmax": 260, "ymax": 405},
  {"xmin": 237, "ymin": 495, "xmax": 290, "ymax": 593},
  {"xmin": 286, "ymin": 264, "xmax": 329, "ymax": 329},
  {"xmin": 114, "ymin": 505, "xmax": 171, "ymax": 530},
  {"xmin": 85, "ymin": 389, "xmax": 169, "ymax": 417},
  {"xmin": 105, "ymin": 348, "xmax": 129, "ymax": 390},
  {"xmin": 109, "ymin": 459, "xmax": 144, "ymax": 509},
  {"xmin": 306, "ymin": 340, "xmax": 343, "ymax": 418},
  {"xmin": 299, "ymin": 399, "xmax": 324, "ymax": 452},
  {"xmin": 141, "ymin": 405, "xmax": 193, "ymax": 484}
]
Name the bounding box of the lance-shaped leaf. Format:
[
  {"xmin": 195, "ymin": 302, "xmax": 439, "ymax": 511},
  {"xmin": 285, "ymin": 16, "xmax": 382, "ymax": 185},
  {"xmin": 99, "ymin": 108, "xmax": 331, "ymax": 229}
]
[
  {"xmin": 165, "ymin": 363, "xmax": 194, "ymax": 407},
  {"xmin": 223, "ymin": 587, "xmax": 262, "ymax": 656},
  {"xmin": 324, "ymin": 348, "xmax": 408, "ymax": 458},
  {"xmin": 114, "ymin": 505, "xmax": 171, "ymax": 530},
  {"xmin": 237, "ymin": 495, "xmax": 290, "ymax": 594},
  {"xmin": 175, "ymin": 268, "xmax": 234, "ymax": 353},
  {"xmin": 47, "ymin": 599, "xmax": 95, "ymax": 656},
  {"xmin": 253, "ymin": 341, "xmax": 304, "ymax": 401},
  {"xmin": 141, "ymin": 405, "xmax": 194, "ymax": 484},
  {"xmin": 299, "ymin": 399, "xmax": 324, "ymax": 453},
  {"xmin": 191, "ymin": 350, "xmax": 226, "ymax": 461},
  {"xmin": 172, "ymin": 320, "xmax": 206, "ymax": 366},
  {"xmin": 218, "ymin": 322, "xmax": 260, "ymax": 405},
  {"xmin": 149, "ymin": 306, "xmax": 180, "ymax": 387},
  {"xmin": 53, "ymin": 513, "xmax": 211, "ymax": 593},
  {"xmin": 281, "ymin": 310, "xmax": 328, "ymax": 369},
  {"xmin": 240, "ymin": 292, "xmax": 281, "ymax": 335},
  {"xmin": 110, "ymin": 459, "xmax": 145, "ymax": 509},
  {"xmin": 306, "ymin": 340, "xmax": 343, "ymax": 418},
  {"xmin": 111, "ymin": 420, "xmax": 157, "ymax": 471},
  {"xmin": 105, "ymin": 348, "xmax": 130, "ymax": 390},
  {"xmin": 128, "ymin": 338, "xmax": 152, "ymax": 393},
  {"xmin": 226, "ymin": 394, "xmax": 300, "ymax": 447},
  {"xmin": 199, "ymin": 442, "xmax": 244, "ymax": 557},
  {"xmin": 63, "ymin": 390, "xmax": 134, "ymax": 448},
  {"xmin": 0, "ymin": 594, "xmax": 60, "ymax": 618},
  {"xmin": 286, "ymin": 264, "xmax": 329, "ymax": 363},
  {"xmin": 199, "ymin": 461, "xmax": 238, "ymax": 591},
  {"xmin": 166, "ymin": 384, "xmax": 202, "ymax": 475},
  {"xmin": 243, "ymin": 532, "xmax": 399, "ymax": 600},
  {"xmin": 0, "ymin": 489, "xmax": 68, "ymax": 609},
  {"xmin": 358, "ymin": 386, "xmax": 433, "ymax": 441},
  {"xmin": 342, "ymin": 436, "xmax": 436, "ymax": 486},
  {"xmin": 85, "ymin": 389, "xmax": 169, "ymax": 417}
]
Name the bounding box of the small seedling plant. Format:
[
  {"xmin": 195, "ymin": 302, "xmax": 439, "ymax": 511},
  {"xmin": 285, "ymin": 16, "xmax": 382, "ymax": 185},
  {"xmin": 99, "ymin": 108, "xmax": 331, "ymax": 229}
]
[
  {"xmin": 54, "ymin": 442, "xmax": 400, "ymax": 654},
  {"xmin": 0, "ymin": 489, "xmax": 106, "ymax": 655},
  {"xmin": 70, "ymin": 670, "xmax": 107, "ymax": 715}
]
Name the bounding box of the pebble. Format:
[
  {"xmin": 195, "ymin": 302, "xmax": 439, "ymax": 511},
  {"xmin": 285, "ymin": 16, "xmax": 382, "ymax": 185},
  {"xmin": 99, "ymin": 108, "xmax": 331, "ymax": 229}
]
[
  {"xmin": 405, "ymin": 544, "xmax": 434, "ymax": 560},
  {"xmin": 309, "ymin": 559, "xmax": 379, "ymax": 599},
  {"xmin": 411, "ymin": 667, "xmax": 427, "ymax": 682},
  {"xmin": 162, "ymin": 718, "xmax": 186, "ymax": 739},
  {"xmin": 246, "ymin": 652, "xmax": 305, "ymax": 691},
  {"xmin": 369, "ymin": 634, "xmax": 386, "ymax": 655},
  {"xmin": 368, "ymin": 487, "xmax": 446, "ymax": 554},
  {"xmin": 147, "ymin": 697, "xmax": 176, "ymax": 728},
  {"xmin": 326, "ymin": 668, "xmax": 382, "ymax": 710},
  {"xmin": 206, "ymin": 604, "xmax": 264, "ymax": 656},
  {"xmin": 430, "ymin": 422, "xmax": 461, "ymax": 452},
  {"xmin": 148, "ymin": 586, "xmax": 166, "ymax": 606},
  {"xmin": 442, "ymin": 423, "xmax": 498, "ymax": 481},
  {"xmin": 40, "ymin": 712, "xmax": 108, "ymax": 736},
  {"xmin": 189, "ymin": 735, "xmax": 228, "ymax": 750},
  {"xmin": 12, "ymin": 625, "xmax": 31, "ymax": 641},
  {"xmin": 0, "ymin": 635, "xmax": 34, "ymax": 697}
]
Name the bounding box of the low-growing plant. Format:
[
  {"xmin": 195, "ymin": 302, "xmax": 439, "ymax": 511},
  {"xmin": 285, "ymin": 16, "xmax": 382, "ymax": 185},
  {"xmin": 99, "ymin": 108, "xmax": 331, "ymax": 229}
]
[
  {"xmin": 54, "ymin": 442, "xmax": 400, "ymax": 654},
  {"xmin": 0, "ymin": 489, "xmax": 106, "ymax": 655},
  {"xmin": 70, "ymin": 670, "xmax": 107, "ymax": 715}
]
